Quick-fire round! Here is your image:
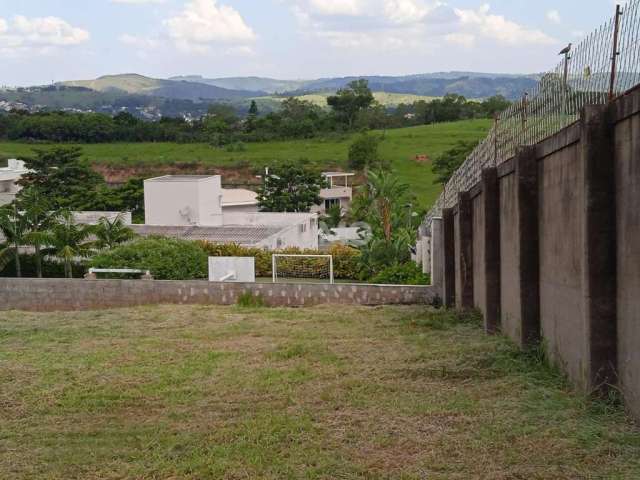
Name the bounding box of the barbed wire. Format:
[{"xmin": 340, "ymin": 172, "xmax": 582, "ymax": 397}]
[{"xmin": 425, "ymin": 1, "xmax": 639, "ymax": 228}]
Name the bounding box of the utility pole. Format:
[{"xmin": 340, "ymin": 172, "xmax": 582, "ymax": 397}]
[{"xmin": 609, "ymin": 4, "xmax": 623, "ymax": 101}]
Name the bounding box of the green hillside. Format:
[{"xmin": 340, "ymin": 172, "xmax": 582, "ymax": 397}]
[
  {"xmin": 258, "ymin": 92, "xmax": 438, "ymax": 108},
  {"xmin": 0, "ymin": 119, "xmax": 491, "ymax": 208},
  {"xmin": 62, "ymin": 74, "xmax": 163, "ymax": 94}
]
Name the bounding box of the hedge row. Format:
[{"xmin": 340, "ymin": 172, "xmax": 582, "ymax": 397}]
[
  {"xmin": 198, "ymin": 242, "xmax": 361, "ymax": 280},
  {"xmin": 88, "ymin": 237, "xmax": 363, "ymax": 281}
]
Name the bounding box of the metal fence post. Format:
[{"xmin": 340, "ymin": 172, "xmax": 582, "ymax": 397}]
[{"xmin": 609, "ymin": 4, "xmax": 623, "ymax": 101}]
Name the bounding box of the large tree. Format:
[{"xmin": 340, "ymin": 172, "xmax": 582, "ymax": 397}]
[
  {"xmin": 17, "ymin": 147, "xmax": 104, "ymax": 210},
  {"xmin": 257, "ymin": 163, "xmax": 326, "ymax": 213},
  {"xmin": 45, "ymin": 210, "xmax": 94, "ymax": 279},
  {"xmin": 92, "ymin": 214, "xmax": 136, "ymax": 250},
  {"xmin": 327, "ymin": 79, "xmax": 374, "ymax": 129},
  {"xmin": 17, "ymin": 189, "xmax": 58, "ymax": 278},
  {"xmin": 349, "ymin": 170, "xmax": 418, "ymax": 277}
]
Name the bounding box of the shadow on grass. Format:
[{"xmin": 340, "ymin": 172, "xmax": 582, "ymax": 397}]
[{"xmin": 396, "ymin": 307, "xmax": 633, "ymax": 424}]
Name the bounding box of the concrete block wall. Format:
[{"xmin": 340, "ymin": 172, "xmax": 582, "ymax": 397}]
[
  {"xmin": 614, "ymin": 92, "xmax": 640, "ymax": 421},
  {"xmin": 0, "ymin": 279, "xmax": 437, "ymax": 312},
  {"xmin": 471, "ymin": 190, "xmax": 486, "ymax": 318},
  {"xmin": 436, "ymin": 85, "xmax": 640, "ymax": 421}
]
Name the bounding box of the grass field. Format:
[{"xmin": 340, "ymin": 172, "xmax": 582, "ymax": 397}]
[
  {"xmin": 0, "ymin": 119, "xmax": 491, "ymax": 208},
  {"xmin": 249, "ymin": 92, "xmax": 440, "ymax": 113},
  {"xmin": 292, "ymin": 92, "xmax": 439, "ymax": 108},
  {"xmin": 1, "ymin": 305, "xmax": 639, "ymax": 479}
]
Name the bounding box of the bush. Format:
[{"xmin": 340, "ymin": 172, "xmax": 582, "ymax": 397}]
[
  {"xmin": 90, "ymin": 237, "xmax": 208, "ymax": 280},
  {"xmin": 236, "ymin": 292, "xmax": 265, "ymax": 308},
  {"xmin": 198, "ymin": 242, "xmax": 361, "ymax": 280},
  {"xmin": 370, "ymin": 262, "xmax": 430, "ymax": 285}
]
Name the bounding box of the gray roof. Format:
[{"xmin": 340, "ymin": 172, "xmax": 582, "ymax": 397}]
[{"xmin": 130, "ymin": 224, "xmax": 282, "ymax": 246}]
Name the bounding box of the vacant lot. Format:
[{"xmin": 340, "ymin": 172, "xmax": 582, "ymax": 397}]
[
  {"xmin": 1, "ymin": 305, "xmax": 638, "ymax": 479},
  {"xmin": 0, "ymin": 119, "xmax": 491, "ymax": 208}
]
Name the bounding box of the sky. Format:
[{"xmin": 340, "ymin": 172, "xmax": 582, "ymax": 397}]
[{"xmin": 0, "ymin": 0, "xmax": 623, "ymax": 86}]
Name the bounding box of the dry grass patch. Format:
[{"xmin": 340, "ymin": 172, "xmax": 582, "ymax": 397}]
[{"xmin": 0, "ymin": 305, "xmax": 639, "ymax": 479}]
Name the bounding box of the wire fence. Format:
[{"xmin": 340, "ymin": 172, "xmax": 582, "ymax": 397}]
[{"xmin": 425, "ymin": 0, "xmax": 640, "ymax": 227}]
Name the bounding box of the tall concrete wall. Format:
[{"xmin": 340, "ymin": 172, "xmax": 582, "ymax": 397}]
[
  {"xmin": 498, "ymin": 173, "xmax": 521, "ymax": 343},
  {"xmin": 0, "ymin": 279, "xmax": 436, "ymax": 312},
  {"xmin": 454, "ymin": 211, "xmax": 461, "ymax": 306},
  {"xmin": 471, "ymin": 191, "xmax": 486, "ymax": 317},
  {"xmin": 434, "ymin": 86, "xmax": 640, "ymax": 421},
  {"xmin": 538, "ymin": 141, "xmax": 586, "ymax": 388},
  {"xmin": 614, "ymin": 104, "xmax": 640, "ymax": 421}
]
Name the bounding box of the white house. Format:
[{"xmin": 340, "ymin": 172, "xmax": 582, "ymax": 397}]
[
  {"xmin": 142, "ymin": 175, "xmax": 318, "ymax": 250},
  {"xmin": 0, "ymin": 159, "xmax": 29, "ymax": 206},
  {"xmin": 221, "ymin": 188, "xmax": 259, "ymax": 213},
  {"xmin": 312, "ymin": 172, "xmax": 355, "ymax": 215}
]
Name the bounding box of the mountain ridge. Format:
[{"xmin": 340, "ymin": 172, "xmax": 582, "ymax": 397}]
[{"xmin": 60, "ymin": 73, "xmax": 267, "ymax": 101}]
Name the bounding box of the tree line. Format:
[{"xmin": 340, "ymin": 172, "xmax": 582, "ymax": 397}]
[{"xmin": 0, "ymin": 80, "xmax": 510, "ymax": 144}]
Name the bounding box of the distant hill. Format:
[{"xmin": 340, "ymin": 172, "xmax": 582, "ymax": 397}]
[
  {"xmin": 169, "ymin": 76, "xmax": 308, "ymax": 95},
  {"xmin": 292, "ymin": 74, "xmax": 539, "ymax": 100},
  {"xmin": 1, "ymin": 71, "xmax": 540, "ymax": 119},
  {"xmin": 60, "ymin": 74, "xmax": 266, "ymax": 101},
  {"xmin": 172, "ymin": 72, "xmax": 540, "ymax": 100}
]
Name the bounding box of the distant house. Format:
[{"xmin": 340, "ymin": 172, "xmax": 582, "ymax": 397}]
[
  {"xmin": 221, "ymin": 188, "xmax": 259, "ymax": 213},
  {"xmin": 312, "ymin": 172, "xmax": 355, "ymax": 215},
  {"xmin": 142, "ymin": 175, "xmax": 318, "ymax": 249},
  {"xmin": 0, "ymin": 159, "xmax": 29, "ymax": 206}
]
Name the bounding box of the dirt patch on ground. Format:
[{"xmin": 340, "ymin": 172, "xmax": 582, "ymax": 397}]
[{"xmin": 94, "ymin": 163, "xmax": 261, "ymax": 186}]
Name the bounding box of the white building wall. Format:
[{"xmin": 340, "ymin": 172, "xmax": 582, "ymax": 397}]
[
  {"xmin": 144, "ymin": 176, "xmax": 223, "ymax": 226},
  {"xmin": 196, "ymin": 176, "xmax": 223, "ymax": 226},
  {"xmin": 222, "ymin": 204, "xmax": 260, "ymax": 214},
  {"xmin": 258, "ymin": 221, "xmax": 319, "ymax": 250}
]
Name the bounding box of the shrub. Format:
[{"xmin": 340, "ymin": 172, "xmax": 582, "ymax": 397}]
[
  {"xmin": 236, "ymin": 292, "xmax": 265, "ymax": 308},
  {"xmin": 90, "ymin": 237, "xmax": 208, "ymax": 280},
  {"xmin": 370, "ymin": 262, "xmax": 430, "ymax": 285},
  {"xmin": 348, "ymin": 131, "xmax": 381, "ymax": 170},
  {"xmin": 197, "ymin": 242, "xmax": 361, "ymax": 280}
]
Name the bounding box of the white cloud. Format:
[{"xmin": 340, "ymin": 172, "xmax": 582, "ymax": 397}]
[
  {"xmin": 0, "ymin": 15, "xmax": 89, "ymax": 56},
  {"xmin": 546, "ymin": 9, "xmax": 561, "ymax": 24},
  {"xmin": 455, "ymin": 4, "xmax": 555, "ymax": 46},
  {"xmin": 308, "ymin": 0, "xmax": 365, "ymax": 16},
  {"xmin": 285, "ymin": 0, "xmax": 554, "ymax": 54},
  {"xmin": 383, "ymin": 0, "xmax": 430, "ymax": 24},
  {"xmin": 165, "ymin": 0, "xmax": 256, "ymax": 53}
]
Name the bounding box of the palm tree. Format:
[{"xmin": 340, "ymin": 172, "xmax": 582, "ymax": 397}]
[
  {"xmin": 92, "ymin": 214, "xmax": 135, "ymax": 250},
  {"xmin": 366, "ymin": 170, "xmax": 409, "ymax": 242},
  {"xmin": 18, "ymin": 189, "xmax": 57, "ymax": 278},
  {"xmin": 46, "ymin": 211, "xmax": 93, "ymax": 279},
  {"xmin": 0, "ymin": 204, "xmax": 28, "ymax": 277}
]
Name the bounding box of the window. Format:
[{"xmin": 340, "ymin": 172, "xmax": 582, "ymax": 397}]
[
  {"xmin": 298, "ymin": 223, "xmax": 307, "ymax": 233},
  {"xmin": 324, "ymin": 199, "xmax": 341, "ymax": 210}
]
